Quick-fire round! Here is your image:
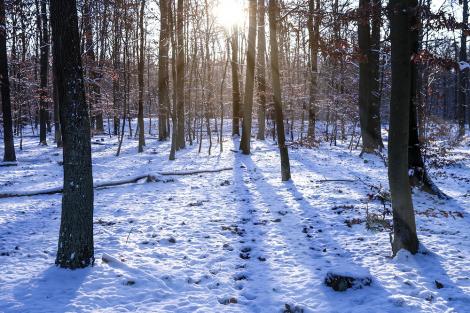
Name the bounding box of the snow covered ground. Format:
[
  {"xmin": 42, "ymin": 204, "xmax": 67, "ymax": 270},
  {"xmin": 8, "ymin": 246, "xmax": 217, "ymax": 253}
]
[{"xmin": 0, "ymin": 127, "xmax": 469, "ymax": 313}]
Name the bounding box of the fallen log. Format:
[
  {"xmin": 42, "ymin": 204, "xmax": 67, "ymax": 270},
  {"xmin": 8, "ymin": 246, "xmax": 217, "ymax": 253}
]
[{"xmin": 0, "ymin": 167, "xmax": 233, "ymax": 199}]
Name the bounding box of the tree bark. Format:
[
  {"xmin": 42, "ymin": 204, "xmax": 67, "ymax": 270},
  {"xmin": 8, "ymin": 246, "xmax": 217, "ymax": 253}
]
[
  {"xmin": 50, "ymin": 0, "xmax": 94, "ymax": 269},
  {"xmin": 268, "ymin": 0, "xmax": 291, "ymax": 181},
  {"xmin": 239, "ymin": 0, "xmax": 257, "ymax": 154},
  {"xmin": 389, "ymin": 0, "xmax": 419, "ymax": 256},
  {"xmin": 0, "ymin": 0, "xmax": 16, "ymax": 162}
]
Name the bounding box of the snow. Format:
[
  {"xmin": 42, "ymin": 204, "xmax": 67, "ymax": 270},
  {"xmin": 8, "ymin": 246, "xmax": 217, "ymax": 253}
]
[{"xmin": 0, "ymin": 125, "xmax": 469, "ymax": 312}]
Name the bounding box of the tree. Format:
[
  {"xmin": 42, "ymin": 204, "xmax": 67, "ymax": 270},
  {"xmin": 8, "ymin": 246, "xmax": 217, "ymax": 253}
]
[
  {"xmin": 0, "ymin": 0, "xmax": 16, "ymax": 162},
  {"xmin": 408, "ymin": 0, "xmax": 447, "ymax": 199},
  {"xmin": 389, "ymin": 0, "xmax": 419, "ymax": 255},
  {"xmin": 256, "ymin": 0, "xmax": 267, "ymax": 140},
  {"xmin": 158, "ymin": 0, "xmax": 170, "ymax": 141},
  {"xmin": 137, "ymin": 0, "xmax": 146, "ymax": 152},
  {"xmin": 50, "ymin": 0, "xmax": 95, "ymax": 268},
  {"xmin": 458, "ymin": 0, "xmax": 468, "ymax": 138},
  {"xmin": 38, "ymin": 0, "xmax": 49, "ymax": 145},
  {"xmin": 239, "ymin": 0, "xmax": 257, "ymax": 154},
  {"xmin": 307, "ymin": 0, "xmax": 320, "ymax": 141},
  {"xmin": 268, "ymin": 0, "xmax": 291, "ymax": 181},
  {"xmin": 231, "ymin": 26, "xmax": 241, "ymax": 136},
  {"xmin": 358, "ymin": 0, "xmax": 383, "ymax": 154},
  {"xmin": 176, "ymin": 0, "xmax": 185, "ymax": 150}
]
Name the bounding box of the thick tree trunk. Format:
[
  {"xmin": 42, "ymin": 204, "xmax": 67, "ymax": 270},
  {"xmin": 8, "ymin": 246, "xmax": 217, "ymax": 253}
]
[
  {"xmin": 239, "ymin": 0, "xmax": 257, "ymax": 154},
  {"xmin": 231, "ymin": 26, "xmax": 241, "ymax": 136},
  {"xmin": 0, "ymin": 0, "xmax": 16, "ymax": 162},
  {"xmin": 50, "ymin": 0, "xmax": 94, "ymax": 269},
  {"xmin": 268, "ymin": 0, "xmax": 291, "ymax": 181},
  {"xmin": 137, "ymin": 0, "xmax": 146, "ymax": 152},
  {"xmin": 389, "ymin": 0, "xmax": 419, "ymax": 256},
  {"xmin": 158, "ymin": 0, "xmax": 170, "ymax": 141},
  {"xmin": 39, "ymin": 0, "xmax": 49, "ymax": 145},
  {"xmin": 256, "ymin": 0, "xmax": 267, "ymax": 140},
  {"xmin": 176, "ymin": 0, "xmax": 185, "ymax": 149}
]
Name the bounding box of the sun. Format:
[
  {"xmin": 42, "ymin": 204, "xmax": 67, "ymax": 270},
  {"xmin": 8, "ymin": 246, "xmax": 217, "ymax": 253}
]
[{"xmin": 213, "ymin": 0, "xmax": 246, "ymax": 30}]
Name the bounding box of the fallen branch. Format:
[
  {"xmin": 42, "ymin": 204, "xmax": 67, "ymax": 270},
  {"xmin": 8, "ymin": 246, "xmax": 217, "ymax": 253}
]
[
  {"xmin": 0, "ymin": 167, "xmax": 233, "ymax": 199},
  {"xmin": 158, "ymin": 167, "xmax": 233, "ymax": 176},
  {"xmin": 316, "ymin": 179, "xmax": 357, "ymax": 183}
]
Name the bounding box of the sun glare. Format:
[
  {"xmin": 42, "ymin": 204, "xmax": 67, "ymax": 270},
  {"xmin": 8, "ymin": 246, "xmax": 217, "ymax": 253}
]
[{"xmin": 214, "ymin": 0, "xmax": 245, "ymax": 30}]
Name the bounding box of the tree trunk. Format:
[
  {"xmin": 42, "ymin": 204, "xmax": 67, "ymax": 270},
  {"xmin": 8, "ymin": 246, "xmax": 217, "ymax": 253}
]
[
  {"xmin": 50, "ymin": 0, "xmax": 94, "ymax": 269},
  {"xmin": 256, "ymin": 0, "xmax": 267, "ymax": 140},
  {"xmin": 137, "ymin": 0, "xmax": 146, "ymax": 152},
  {"xmin": 239, "ymin": 0, "xmax": 257, "ymax": 154},
  {"xmin": 458, "ymin": 0, "xmax": 468, "ymax": 138},
  {"xmin": 176, "ymin": 0, "xmax": 185, "ymax": 149},
  {"xmin": 38, "ymin": 0, "xmax": 49, "ymax": 145},
  {"xmin": 307, "ymin": 0, "xmax": 320, "ymax": 141},
  {"xmin": 231, "ymin": 26, "xmax": 241, "ymax": 136},
  {"xmin": 158, "ymin": 0, "xmax": 170, "ymax": 141},
  {"xmin": 370, "ymin": 0, "xmax": 384, "ymax": 148},
  {"xmin": 0, "ymin": 0, "xmax": 16, "ymax": 162},
  {"xmin": 408, "ymin": 4, "xmax": 447, "ymax": 199},
  {"xmin": 268, "ymin": 0, "xmax": 291, "ymax": 181},
  {"xmin": 389, "ymin": 0, "xmax": 419, "ymax": 256}
]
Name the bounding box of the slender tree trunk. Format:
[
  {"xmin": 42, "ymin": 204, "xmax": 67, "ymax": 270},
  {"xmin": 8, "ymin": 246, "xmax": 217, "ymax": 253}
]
[
  {"xmin": 158, "ymin": 0, "xmax": 170, "ymax": 141},
  {"xmin": 389, "ymin": 0, "xmax": 419, "ymax": 256},
  {"xmin": 408, "ymin": 4, "xmax": 447, "ymax": 199},
  {"xmin": 137, "ymin": 0, "xmax": 146, "ymax": 152},
  {"xmin": 231, "ymin": 26, "xmax": 241, "ymax": 136},
  {"xmin": 239, "ymin": 0, "xmax": 257, "ymax": 154},
  {"xmin": 307, "ymin": 0, "xmax": 320, "ymax": 140},
  {"xmin": 176, "ymin": 0, "xmax": 185, "ymax": 149},
  {"xmin": 38, "ymin": 0, "xmax": 49, "ymax": 145},
  {"xmin": 256, "ymin": 0, "xmax": 267, "ymax": 140},
  {"xmin": 0, "ymin": 0, "xmax": 16, "ymax": 162},
  {"xmin": 50, "ymin": 0, "xmax": 94, "ymax": 268},
  {"xmin": 52, "ymin": 62, "xmax": 62, "ymax": 147},
  {"xmin": 268, "ymin": 0, "xmax": 291, "ymax": 181},
  {"xmin": 370, "ymin": 0, "xmax": 384, "ymax": 148},
  {"xmin": 458, "ymin": 0, "xmax": 468, "ymax": 138}
]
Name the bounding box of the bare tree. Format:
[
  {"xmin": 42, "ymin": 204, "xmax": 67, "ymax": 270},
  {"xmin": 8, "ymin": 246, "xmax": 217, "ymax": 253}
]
[
  {"xmin": 239, "ymin": 0, "xmax": 257, "ymax": 154},
  {"xmin": 389, "ymin": 0, "xmax": 419, "ymax": 255},
  {"xmin": 268, "ymin": 0, "xmax": 291, "ymax": 181},
  {"xmin": 50, "ymin": 0, "xmax": 94, "ymax": 268},
  {"xmin": 0, "ymin": 0, "xmax": 16, "ymax": 162}
]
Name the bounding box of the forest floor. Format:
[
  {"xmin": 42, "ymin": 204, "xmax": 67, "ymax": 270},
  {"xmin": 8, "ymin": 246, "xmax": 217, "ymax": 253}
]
[{"xmin": 0, "ymin": 126, "xmax": 469, "ymax": 313}]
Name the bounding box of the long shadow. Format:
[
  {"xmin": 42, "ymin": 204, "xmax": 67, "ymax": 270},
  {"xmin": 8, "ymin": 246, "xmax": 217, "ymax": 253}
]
[
  {"xmin": 4, "ymin": 266, "xmax": 90, "ymax": 313},
  {"xmin": 225, "ymin": 140, "xmax": 282, "ymax": 311},
  {"xmin": 397, "ymin": 247, "xmax": 470, "ymax": 312},
  {"xmin": 236, "ymin": 148, "xmax": 394, "ymax": 312}
]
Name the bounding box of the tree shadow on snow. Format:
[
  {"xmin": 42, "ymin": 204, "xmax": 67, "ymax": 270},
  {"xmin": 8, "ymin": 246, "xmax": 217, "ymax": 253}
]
[
  {"xmin": 231, "ymin": 144, "xmax": 396, "ymax": 312},
  {"xmin": 10, "ymin": 265, "xmax": 90, "ymax": 313}
]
